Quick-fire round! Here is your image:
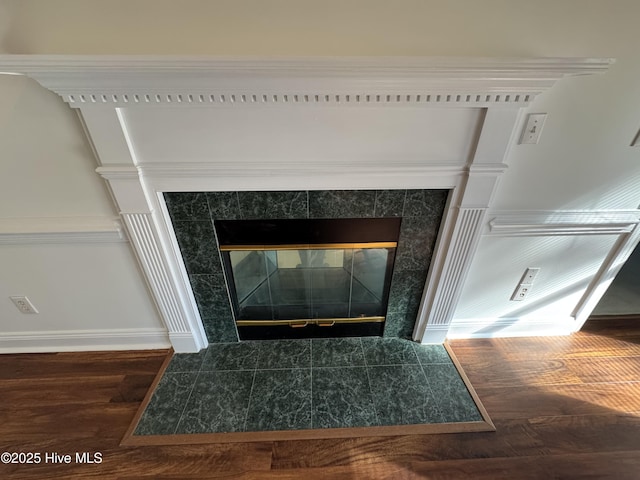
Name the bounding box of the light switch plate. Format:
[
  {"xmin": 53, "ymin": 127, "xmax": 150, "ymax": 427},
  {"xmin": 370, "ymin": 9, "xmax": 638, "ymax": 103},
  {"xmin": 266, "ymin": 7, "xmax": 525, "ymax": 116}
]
[{"xmin": 519, "ymin": 113, "xmax": 547, "ymax": 144}]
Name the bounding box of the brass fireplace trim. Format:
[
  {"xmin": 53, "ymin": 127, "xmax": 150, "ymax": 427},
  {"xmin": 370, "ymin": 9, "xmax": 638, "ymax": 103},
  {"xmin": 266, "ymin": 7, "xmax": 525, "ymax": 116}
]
[
  {"xmin": 236, "ymin": 316, "xmax": 385, "ymax": 327},
  {"xmin": 219, "ymin": 242, "xmax": 397, "ymax": 252}
]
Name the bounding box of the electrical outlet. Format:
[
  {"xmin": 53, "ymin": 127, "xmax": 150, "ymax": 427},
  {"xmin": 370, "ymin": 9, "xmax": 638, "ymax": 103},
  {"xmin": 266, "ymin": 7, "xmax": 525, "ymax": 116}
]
[
  {"xmin": 522, "ymin": 267, "xmax": 540, "ymax": 284},
  {"xmin": 519, "ymin": 113, "xmax": 547, "ymax": 144},
  {"xmin": 510, "ymin": 284, "xmax": 531, "ymax": 302},
  {"xmin": 10, "ymin": 296, "xmax": 39, "ymax": 314}
]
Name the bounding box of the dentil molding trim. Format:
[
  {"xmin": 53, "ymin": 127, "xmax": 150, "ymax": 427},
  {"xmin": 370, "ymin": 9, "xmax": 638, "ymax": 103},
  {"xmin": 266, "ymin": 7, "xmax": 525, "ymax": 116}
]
[{"xmin": 0, "ymin": 56, "xmax": 612, "ymax": 108}]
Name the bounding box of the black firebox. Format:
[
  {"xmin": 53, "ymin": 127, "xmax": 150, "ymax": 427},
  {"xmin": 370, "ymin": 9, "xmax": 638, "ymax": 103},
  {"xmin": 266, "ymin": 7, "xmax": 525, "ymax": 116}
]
[{"xmin": 215, "ymin": 218, "xmax": 401, "ymax": 340}]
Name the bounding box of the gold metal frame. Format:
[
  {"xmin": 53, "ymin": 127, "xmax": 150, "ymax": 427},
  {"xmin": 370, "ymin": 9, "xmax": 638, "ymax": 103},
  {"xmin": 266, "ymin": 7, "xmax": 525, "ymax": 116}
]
[
  {"xmin": 236, "ymin": 316, "xmax": 385, "ymax": 327},
  {"xmin": 219, "ymin": 242, "xmax": 397, "ymax": 252}
]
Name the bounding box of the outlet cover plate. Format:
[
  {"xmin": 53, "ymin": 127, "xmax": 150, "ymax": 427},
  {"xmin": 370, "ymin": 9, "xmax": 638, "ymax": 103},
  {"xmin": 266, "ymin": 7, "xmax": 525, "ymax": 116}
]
[{"xmin": 10, "ymin": 296, "xmax": 39, "ymax": 314}]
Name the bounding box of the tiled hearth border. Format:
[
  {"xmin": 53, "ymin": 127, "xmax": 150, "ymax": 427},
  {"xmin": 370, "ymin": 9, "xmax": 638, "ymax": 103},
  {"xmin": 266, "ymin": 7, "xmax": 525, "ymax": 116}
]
[
  {"xmin": 164, "ymin": 190, "xmax": 449, "ymax": 344},
  {"xmin": 120, "ymin": 340, "xmax": 494, "ymax": 446}
]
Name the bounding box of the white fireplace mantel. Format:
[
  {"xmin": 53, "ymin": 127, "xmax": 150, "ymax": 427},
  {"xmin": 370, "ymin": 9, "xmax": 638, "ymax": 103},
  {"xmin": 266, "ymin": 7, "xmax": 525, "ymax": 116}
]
[{"xmin": 0, "ymin": 56, "xmax": 611, "ymax": 352}]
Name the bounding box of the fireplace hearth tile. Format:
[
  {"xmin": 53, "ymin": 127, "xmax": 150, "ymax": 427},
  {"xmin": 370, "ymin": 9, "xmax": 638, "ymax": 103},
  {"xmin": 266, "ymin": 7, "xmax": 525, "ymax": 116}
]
[
  {"xmin": 311, "ymin": 338, "xmax": 366, "ymax": 367},
  {"xmin": 205, "ymin": 192, "xmax": 242, "ymax": 220},
  {"xmin": 361, "ymin": 337, "xmax": 419, "ymax": 366},
  {"xmin": 308, "ymin": 190, "xmax": 376, "ymax": 218},
  {"xmin": 176, "ymin": 370, "xmax": 254, "ymax": 434},
  {"xmin": 413, "ymin": 344, "xmax": 454, "ymax": 365},
  {"xmin": 133, "ymin": 337, "xmax": 489, "ymax": 439},
  {"xmin": 238, "ymin": 191, "xmax": 308, "ymax": 219},
  {"xmin": 164, "ymin": 351, "xmax": 207, "ymax": 373},
  {"xmin": 134, "ymin": 371, "xmax": 198, "ymax": 435},
  {"xmin": 256, "ymin": 339, "xmax": 311, "ymax": 369},
  {"xmin": 312, "ymin": 367, "xmax": 377, "ymax": 428},
  {"xmin": 245, "ymin": 368, "xmax": 312, "ymax": 431},
  {"xmin": 201, "ymin": 342, "xmax": 260, "ymax": 371},
  {"xmin": 423, "ymin": 364, "xmax": 482, "ymax": 423},
  {"xmin": 368, "ymin": 365, "xmax": 443, "ymax": 426},
  {"xmin": 164, "ymin": 192, "xmax": 210, "ymax": 221}
]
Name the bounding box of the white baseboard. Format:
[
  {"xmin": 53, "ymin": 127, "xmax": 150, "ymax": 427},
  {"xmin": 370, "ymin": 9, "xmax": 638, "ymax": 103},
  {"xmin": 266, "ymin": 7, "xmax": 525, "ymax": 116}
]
[
  {"xmin": 446, "ymin": 316, "xmax": 575, "ymax": 339},
  {"xmin": 0, "ymin": 328, "xmax": 170, "ymax": 353},
  {"xmin": 169, "ymin": 331, "xmax": 207, "ymax": 353}
]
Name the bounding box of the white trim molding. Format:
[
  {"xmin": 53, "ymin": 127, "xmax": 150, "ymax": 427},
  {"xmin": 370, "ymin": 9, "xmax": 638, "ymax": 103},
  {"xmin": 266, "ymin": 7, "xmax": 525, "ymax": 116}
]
[
  {"xmin": 0, "ymin": 217, "xmax": 125, "ymax": 244},
  {"xmin": 447, "ymin": 316, "xmax": 575, "ymax": 339},
  {"xmin": 121, "ymin": 212, "xmax": 208, "ymax": 352},
  {"xmin": 484, "ymin": 208, "xmax": 640, "ymax": 336},
  {"xmin": 0, "ymin": 328, "xmax": 170, "ymax": 353},
  {"xmin": 0, "ymin": 56, "xmax": 612, "ymax": 351},
  {"xmin": 488, "ymin": 210, "xmax": 640, "ymax": 236},
  {"xmin": 0, "ymin": 56, "xmax": 612, "ymax": 108}
]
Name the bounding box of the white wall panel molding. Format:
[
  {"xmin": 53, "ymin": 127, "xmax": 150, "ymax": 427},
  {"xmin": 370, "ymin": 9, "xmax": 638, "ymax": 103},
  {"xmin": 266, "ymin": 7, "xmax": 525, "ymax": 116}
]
[
  {"xmin": 122, "ymin": 212, "xmax": 207, "ymax": 352},
  {"xmin": 0, "ymin": 217, "xmax": 124, "ymax": 244},
  {"xmin": 0, "ymin": 56, "xmax": 611, "ymax": 109},
  {"xmin": 488, "ymin": 210, "xmax": 640, "ymax": 236},
  {"xmin": 572, "ymin": 223, "xmax": 640, "ymax": 330},
  {"xmin": 0, "ymin": 328, "xmax": 170, "ymax": 353}
]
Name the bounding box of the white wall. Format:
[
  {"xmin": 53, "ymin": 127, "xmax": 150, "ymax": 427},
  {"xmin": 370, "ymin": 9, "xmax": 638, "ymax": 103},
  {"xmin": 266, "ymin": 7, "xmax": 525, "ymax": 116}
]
[
  {"xmin": 1, "ymin": 0, "xmax": 639, "ymax": 345},
  {"xmin": 0, "ymin": 74, "xmax": 167, "ymax": 352}
]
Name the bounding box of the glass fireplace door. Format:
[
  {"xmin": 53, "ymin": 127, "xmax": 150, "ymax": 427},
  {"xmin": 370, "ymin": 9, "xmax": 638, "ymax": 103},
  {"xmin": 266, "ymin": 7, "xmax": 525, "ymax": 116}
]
[{"xmin": 222, "ymin": 244, "xmax": 395, "ymax": 327}]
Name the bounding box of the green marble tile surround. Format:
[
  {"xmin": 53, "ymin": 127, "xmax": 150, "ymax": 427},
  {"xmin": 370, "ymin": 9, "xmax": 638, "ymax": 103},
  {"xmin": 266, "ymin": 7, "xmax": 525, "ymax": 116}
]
[
  {"xmin": 134, "ymin": 337, "xmax": 482, "ymax": 435},
  {"xmin": 165, "ymin": 190, "xmax": 449, "ymax": 343}
]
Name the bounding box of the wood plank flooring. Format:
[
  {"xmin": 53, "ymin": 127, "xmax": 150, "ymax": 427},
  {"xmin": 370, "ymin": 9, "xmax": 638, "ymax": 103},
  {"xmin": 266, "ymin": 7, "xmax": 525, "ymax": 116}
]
[{"xmin": 1, "ymin": 317, "xmax": 640, "ymax": 479}]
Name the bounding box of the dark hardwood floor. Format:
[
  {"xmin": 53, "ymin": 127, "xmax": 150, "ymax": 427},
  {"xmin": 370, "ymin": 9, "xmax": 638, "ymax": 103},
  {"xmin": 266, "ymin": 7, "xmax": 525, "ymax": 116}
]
[{"xmin": 1, "ymin": 317, "xmax": 640, "ymax": 479}]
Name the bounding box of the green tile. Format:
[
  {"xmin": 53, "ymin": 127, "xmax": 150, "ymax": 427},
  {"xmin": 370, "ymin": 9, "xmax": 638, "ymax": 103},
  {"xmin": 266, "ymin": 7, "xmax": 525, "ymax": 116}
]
[
  {"xmin": 361, "ymin": 337, "xmax": 419, "ymax": 365},
  {"xmin": 368, "ymin": 365, "xmax": 443, "ymax": 425},
  {"xmin": 311, "ymin": 338, "xmax": 365, "ymax": 367},
  {"xmin": 312, "ymin": 367, "xmax": 378, "ymax": 428},
  {"xmin": 245, "ymin": 369, "xmax": 312, "ymax": 431},
  {"xmin": 403, "ymin": 190, "xmax": 448, "ymax": 218},
  {"xmin": 172, "ymin": 221, "xmax": 219, "ymax": 275},
  {"xmin": 201, "ymin": 342, "xmax": 260, "ymax": 371},
  {"xmin": 395, "ymin": 216, "xmax": 439, "ymax": 271},
  {"xmin": 374, "ymin": 190, "xmax": 406, "ymax": 217},
  {"xmin": 134, "ymin": 372, "xmax": 197, "ymax": 435},
  {"xmin": 238, "ymin": 191, "xmax": 308, "ymax": 219},
  {"xmin": 257, "ymin": 339, "xmax": 311, "ymax": 369},
  {"xmin": 175, "ymin": 370, "xmax": 254, "ymax": 434},
  {"xmin": 423, "ymin": 364, "xmax": 482, "ymax": 423},
  {"xmin": 413, "ymin": 344, "xmax": 453, "ymax": 365},
  {"xmin": 383, "ymin": 312, "xmax": 414, "ymax": 339},
  {"xmin": 165, "ymin": 351, "xmax": 206, "ymax": 373},
  {"xmin": 207, "ymin": 192, "xmax": 241, "ymax": 220},
  {"xmin": 164, "ymin": 192, "xmax": 210, "ymax": 221},
  {"xmin": 308, "ymin": 190, "xmax": 376, "ymax": 218}
]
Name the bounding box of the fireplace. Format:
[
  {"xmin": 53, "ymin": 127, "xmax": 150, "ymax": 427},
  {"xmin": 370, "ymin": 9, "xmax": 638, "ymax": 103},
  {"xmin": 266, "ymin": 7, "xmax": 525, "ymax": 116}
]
[
  {"xmin": 164, "ymin": 189, "xmax": 449, "ymax": 344},
  {"xmin": 215, "ymin": 218, "xmax": 401, "ymax": 340}
]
